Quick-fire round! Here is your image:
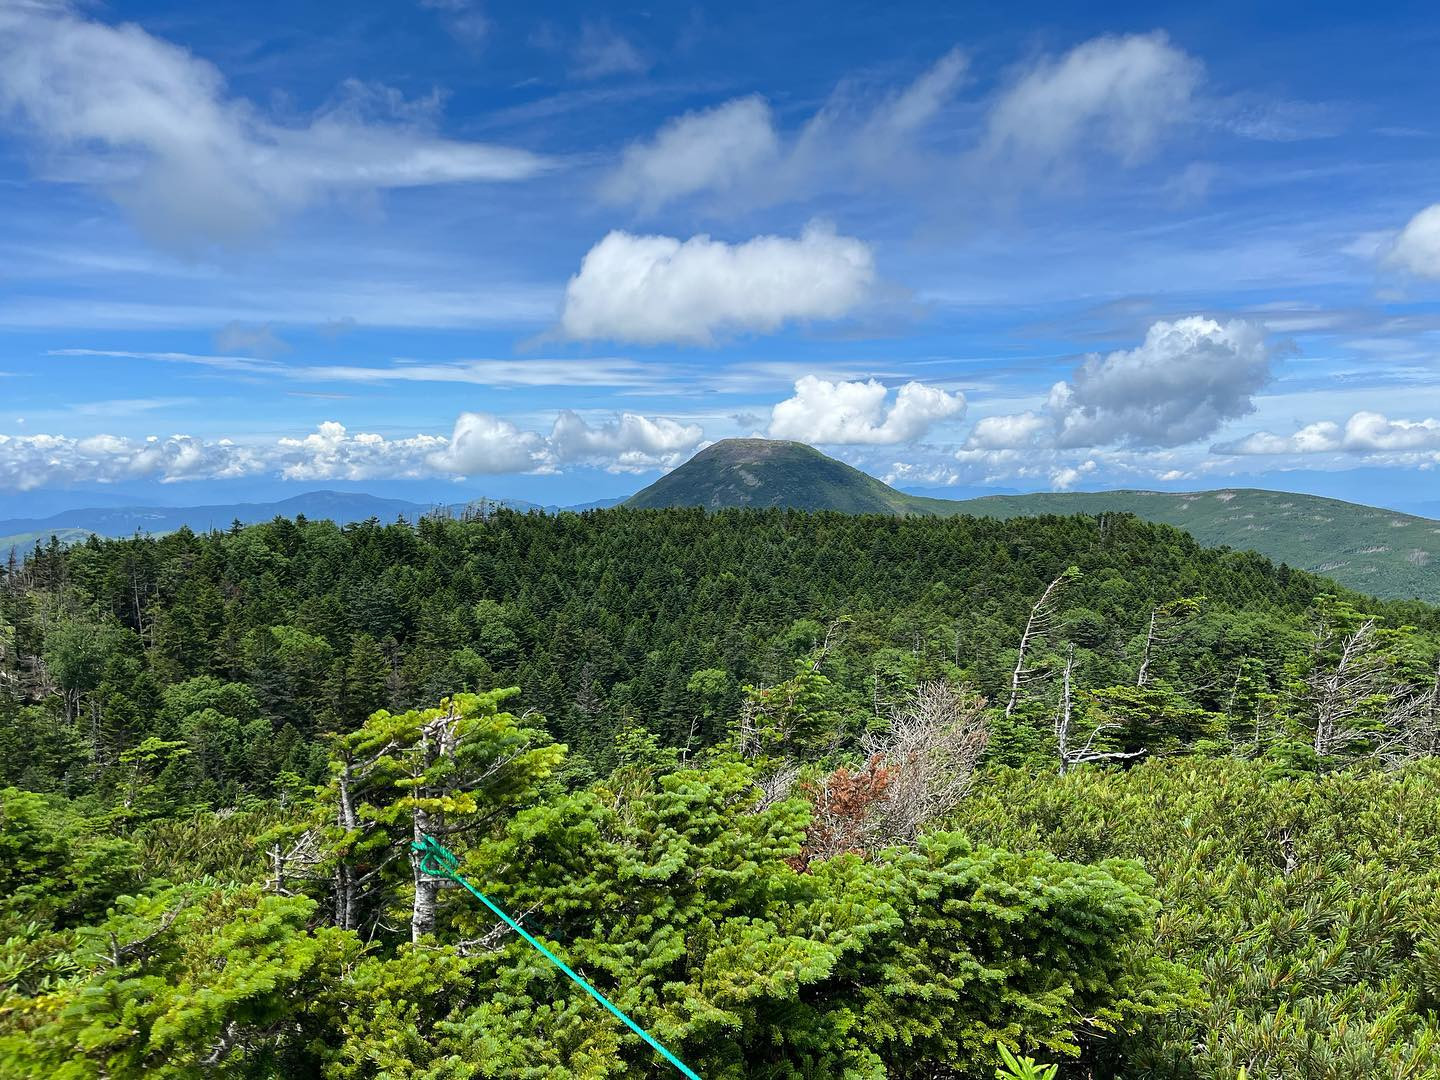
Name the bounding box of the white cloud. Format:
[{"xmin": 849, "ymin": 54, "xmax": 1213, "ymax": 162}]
[
  {"xmin": 418, "ymin": 0, "xmax": 489, "ymax": 46},
  {"xmin": 0, "ymin": 2, "xmax": 549, "ymax": 250},
  {"xmin": 600, "ymin": 33, "xmax": 1224, "ymax": 215},
  {"xmin": 0, "ymin": 431, "xmax": 257, "ymax": 490},
  {"xmin": 601, "ymin": 49, "xmax": 966, "ymax": 211},
  {"xmin": 548, "ymin": 411, "xmax": 703, "ymax": 470},
  {"xmin": 431, "ymin": 413, "xmax": 547, "ymax": 475},
  {"xmin": 965, "ymin": 411, "xmax": 1048, "ymax": 450},
  {"xmin": 601, "ymin": 96, "xmax": 780, "ymax": 211},
  {"xmin": 1050, "ymin": 459, "xmax": 1097, "ymax": 490},
  {"xmin": 966, "ymin": 317, "xmax": 1272, "ymax": 452},
  {"xmin": 289, "ymin": 358, "xmax": 660, "ymax": 389},
  {"xmin": 1218, "ymin": 411, "xmax": 1440, "ymax": 456},
  {"xmin": 1343, "ymin": 411, "xmax": 1440, "ymax": 451},
  {"xmin": 1386, "ymin": 204, "xmax": 1440, "ymax": 279},
  {"xmin": 48, "ymin": 348, "xmax": 279, "ymax": 374},
  {"xmin": 1049, "ymin": 316, "xmax": 1271, "ymax": 447},
  {"xmin": 982, "ymin": 32, "xmax": 1201, "ymax": 170},
  {"xmin": 558, "ymin": 223, "xmax": 876, "ymax": 345},
  {"xmin": 276, "ymin": 421, "xmax": 450, "ymax": 481},
  {"xmin": 868, "ymin": 48, "xmax": 970, "ymax": 137},
  {"xmin": 768, "ymin": 375, "xmax": 965, "ymax": 445},
  {"xmin": 51, "ymin": 349, "xmax": 661, "ymax": 389},
  {"xmin": 0, "ymin": 408, "xmax": 706, "ymax": 491}
]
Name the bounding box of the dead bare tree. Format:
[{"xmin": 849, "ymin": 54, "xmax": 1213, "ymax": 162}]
[
  {"xmin": 1425, "ymin": 653, "xmax": 1440, "ymax": 756},
  {"xmin": 265, "ymin": 830, "xmax": 323, "ymax": 897},
  {"xmin": 1005, "ymin": 568, "xmax": 1077, "ymax": 718},
  {"xmin": 1055, "ymin": 646, "xmax": 1145, "ymax": 775},
  {"xmin": 1308, "ymin": 618, "xmax": 1389, "ymax": 759},
  {"xmin": 753, "ymin": 763, "xmax": 801, "ymax": 810},
  {"xmin": 0, "ymin": 618, "xmax": 15, "ymax": 691},
  {"xmin": 1137, "ymin": 596, "xmax": 1203, "ymax": 687},
  {"xmin": 862, "ymin": 681, "xmax": 988, "ymax": 841}
]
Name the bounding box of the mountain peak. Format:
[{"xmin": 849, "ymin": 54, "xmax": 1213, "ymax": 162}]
[{"xmin": 628, "ymin": 439, "xmax": 916, "ymax": 513}]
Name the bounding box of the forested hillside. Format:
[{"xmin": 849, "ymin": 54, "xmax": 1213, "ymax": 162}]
[
  {"xmin": 628, "ymin": 439, "xmax": 1440, "ymax": 602},
  {"xmin": 3, "ymin": 507, "xmax": 1440, "ymax": 1078},
  {"xmin": 946, "ymin": 488, "xmax": 1440, "ymax": 604}
]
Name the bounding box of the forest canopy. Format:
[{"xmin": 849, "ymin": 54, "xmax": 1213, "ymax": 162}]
[{"xmin": 2, "ymin": 506, "xmax": 1439, "ymax": 1078}]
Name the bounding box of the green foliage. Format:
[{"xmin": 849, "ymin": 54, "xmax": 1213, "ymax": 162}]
[
  {"xmin": 996, "ymin": 1046, "xmax": 1058, "ymax": 1080},
  {"xmin": 2, "ymin": 507, "xmax": 1440, "ymax": 1077},
  {"xmin": 0, "ymin": 788, "xmax": 142, "ymax": 933},
  {"xmin": 944, "ymin": 490, "xmax": 1440, "ymax": 603},
  {"xmin": 952, "ymin": 758, "xmax": 1440, "ymax": 1077},
  {"xmin": 325, "ymin": 762, "xmax": 1186, "ymax": 1078},
  {"xmin": 0, "ymin": 885, "xmax": 360, "ymax": 1078},
  {"xmin": 322, "ymin": 689, "xmax": 566, "ymax": 939}
]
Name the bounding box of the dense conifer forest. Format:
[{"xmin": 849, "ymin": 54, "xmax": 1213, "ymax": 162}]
[{"xmin": 3, "ymin": 507, "xmax": 1440, "ymax": 1077}]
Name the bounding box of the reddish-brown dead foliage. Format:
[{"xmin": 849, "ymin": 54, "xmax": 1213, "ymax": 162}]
[{"xmin": 789, "ymin": 754, "xmax": 891, "ymax": 872}]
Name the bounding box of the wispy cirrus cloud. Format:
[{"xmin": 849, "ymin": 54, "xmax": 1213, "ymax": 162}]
[
  {"xmin": 48, "ymin": 348, "xmax": 281, "ymax": 375},
  {"xmin": 48, "ymin": 349, "xmax": 663, "ymax": 389},
  {"xmin": 0, "ymin": 1, "xmax": 552, "ymax": 251},
  {"xmin": 979, "ymin": 32, "xmax": 1201, "ymax": 172}
]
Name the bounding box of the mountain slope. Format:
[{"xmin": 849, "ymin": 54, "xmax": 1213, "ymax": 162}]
[
  {"xmin": 944, "ymin": 489, "xmax": 1440, "ymax": 602},
  {"xmin": 628, "ymin": 439, "xmax": 1440, "ymax": 602}
]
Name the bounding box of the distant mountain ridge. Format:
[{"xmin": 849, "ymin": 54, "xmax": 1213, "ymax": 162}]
[
  {"xmin": 627, "ymin": 439, "xmax": 1440, "ymax": 603},
  {"xmin": 0, "ymin": 491, "xmax": 536, "ymax": 555}
]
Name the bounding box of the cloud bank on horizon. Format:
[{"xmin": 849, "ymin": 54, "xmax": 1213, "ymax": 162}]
[{"xmin": 0, "ymin": 0, "xmax": 1438, "ymax": 507}]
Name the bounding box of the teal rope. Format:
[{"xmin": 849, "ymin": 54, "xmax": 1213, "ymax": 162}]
[{"xmin": 411, "ymin": 833, "xmax": 701, "ymax": 1080}]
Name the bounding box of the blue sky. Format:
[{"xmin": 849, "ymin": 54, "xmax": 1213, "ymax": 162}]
[{"xmin": 2, "ymin": 0, "xmax": 1440, "ymax": 512}]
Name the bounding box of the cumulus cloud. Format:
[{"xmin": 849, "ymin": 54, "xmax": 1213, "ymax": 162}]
[
  {"xmin": 981, "ymin": 32, "xmax": 1201, "ymax": 170},
  {"xmin": 1218, "ymin": 411, "xmax": 1440, "ymax": 456},
  {"xmin": 1386, "ymin": 204, "xmax": 1440, "ymax": 279},
  {"xmin": 965, "ymin": 411, "xmax": 1049, "ymax": 450},
  {"xmin": 1048, "ymin": 317, "xmax": 1271, "ymax": 447},
  {"xmin": 1050, "ymin": 459, "xmax": 1097, "ymax": 490},
  {"xmin": 276, "ymin": 421, "xmax": 450, "ymax": 481},
  {"xmin": 958, "ymin": 317, "xmax": 1272, "ymax": 454},
  {"xmin": 548, "ymin": 411, "xmax": 703, "ymax": 470},
  {"xmin": 601, "ymin": 96, "xmax": 780, "ymax": 210},
  {"xmin": 431, "ymin": 413, "xmax": 548, "ymax": 475},
  {"xmin": 0, "ymin": 432, "xmax": 257, "ymax": 491},
  {"xmin": 0, "ymin": 407, "xmax": 706, "ymax": 491},
  {"xmin": 768, "ymin": 376, "xmax": 965, "ymax": 445},
  {"xmin": 965, "ymin": 317, "xmax": 1269, "ymax": 455},
  {"xmin": 0, "ymin": 2, "xmax": 549, "ymax": 250},
  {"xmin": 558, "ymin": 223, "xmax": 876, "ymax": 345}
]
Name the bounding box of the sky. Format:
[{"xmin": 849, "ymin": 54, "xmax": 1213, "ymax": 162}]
[{"xmin": 2, "ymin": 0, "xmax": 1440, "ymax": 514}]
